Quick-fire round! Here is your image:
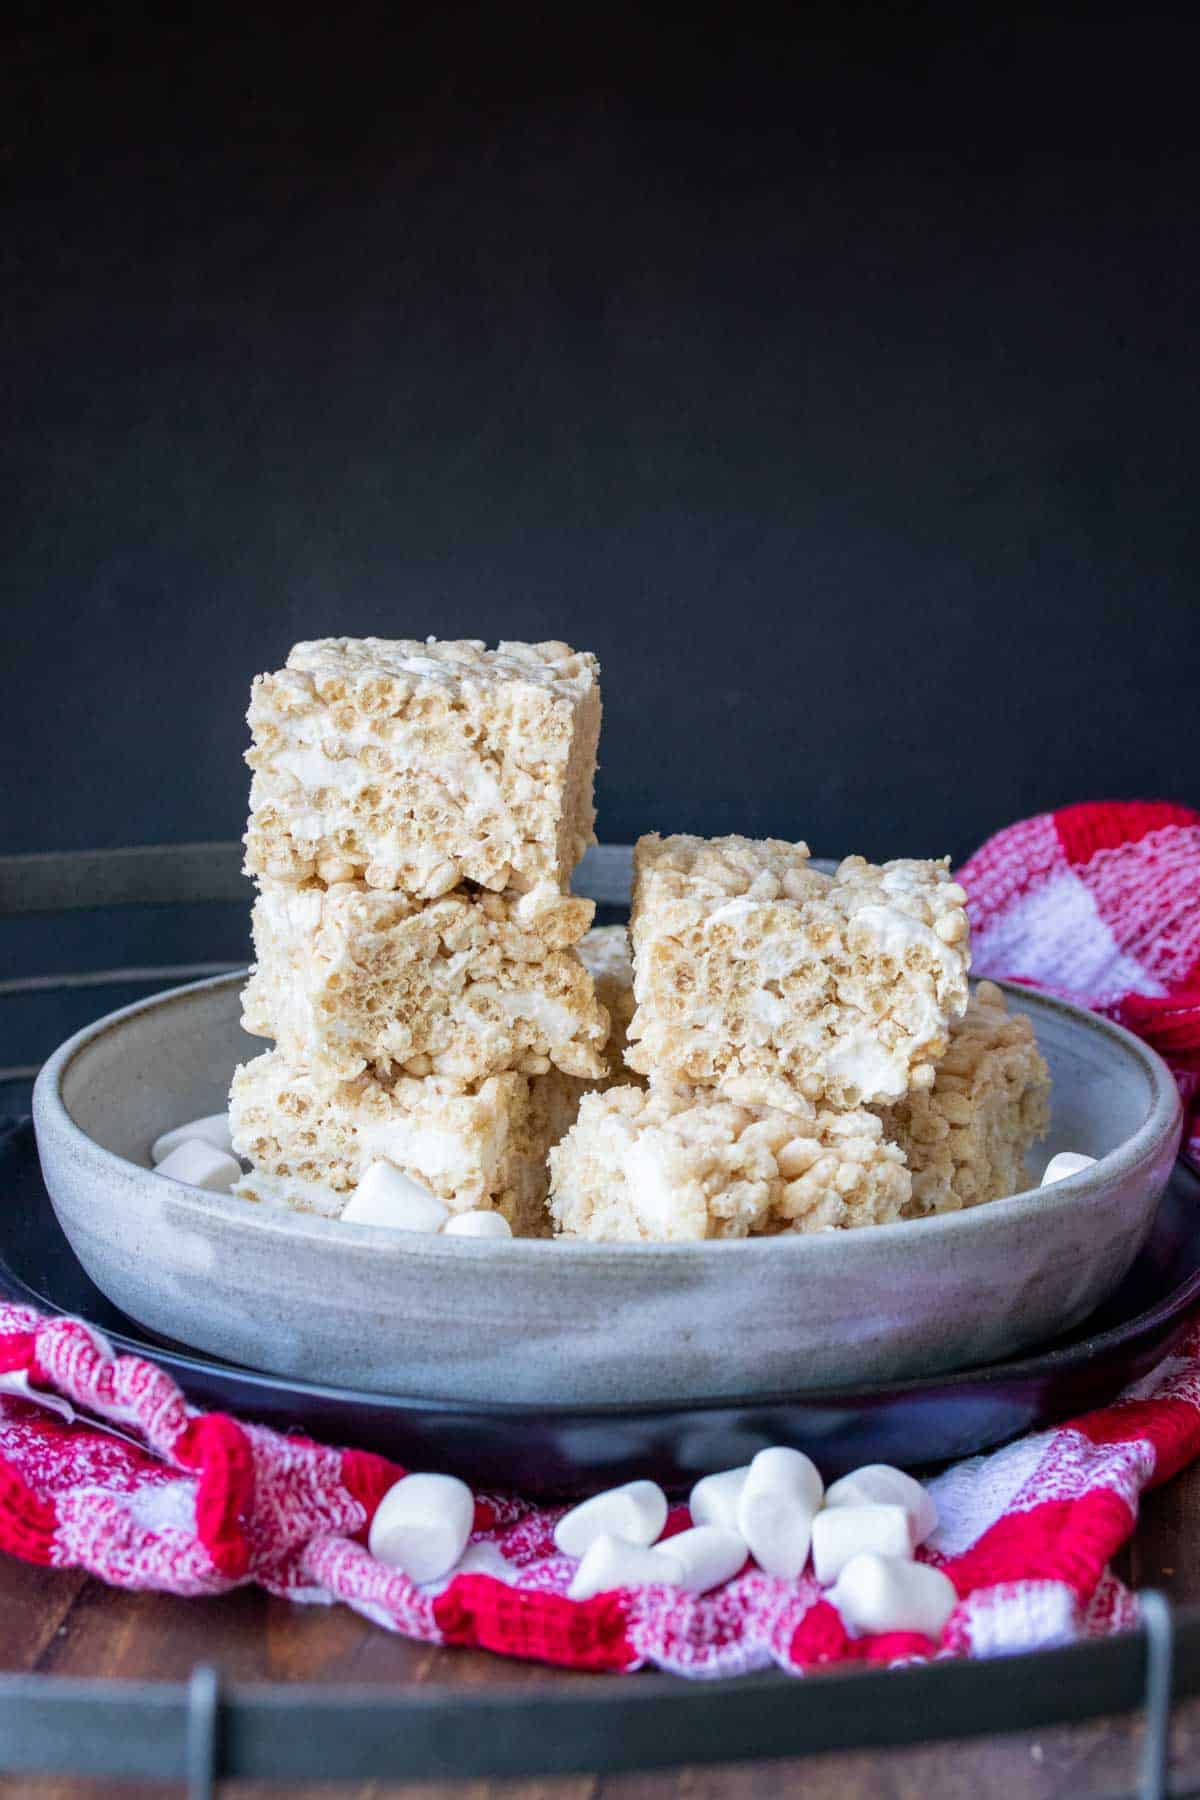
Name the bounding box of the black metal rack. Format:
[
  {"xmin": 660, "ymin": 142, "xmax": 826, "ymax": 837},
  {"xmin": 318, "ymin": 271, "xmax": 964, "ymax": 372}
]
[
  {"xmin": 0, "ymin": 1601, "xmax": 1189, "ymax": 1797},
  {"xmin": 0, "ymin": 842, "xmax": 1194, "ymax": 1796}
]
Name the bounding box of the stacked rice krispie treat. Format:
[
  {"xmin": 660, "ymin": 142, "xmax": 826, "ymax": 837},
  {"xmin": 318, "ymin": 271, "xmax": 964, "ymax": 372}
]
[
  {"xmin": 549, "ymin": 834, "xmax": 1049, "ymax": 1241},
  {"xmin": 230, "ymin": 637, "xmax": 614, "ymax": 1233},
  {"xmin": 873, "ymin": 980, "xmax": 1051, "ymax": 1217},
  {"xmin": 227, "ymin": 642, "xmax": 1050, "ymax": 1244}
]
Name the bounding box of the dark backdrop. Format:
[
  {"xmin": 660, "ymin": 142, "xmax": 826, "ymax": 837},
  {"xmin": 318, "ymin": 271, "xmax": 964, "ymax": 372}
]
[{"xmin": 4, "ymin": 4, "xmax": 1199, "ymax": 872}]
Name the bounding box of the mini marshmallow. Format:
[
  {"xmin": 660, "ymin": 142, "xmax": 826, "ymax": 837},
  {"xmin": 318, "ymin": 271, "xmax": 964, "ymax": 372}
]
[
  {"xmin": 554, "ymin": 1480, "xmax": 668, "ymax": 1558},
  {"xmin": 151, "ymin": 1112, "xmax": 234, "ymax": 1165},
  {"xmin": 368, "ymin": 1472, "xmax": 475, "ymax": 1584},
  {"xmin": 811, "ymin": 1502, "xmax": 912, "ymax": 1585},
  {"xmin": 154, "ymin": 1140, "xmax": 242, "ymax": 1195},
  {"xmin": 655, "ymin": 1525, "xmax": 747, "ymax": 1594},
  {"xmin": 823, "ymin": 1464, "xmax": 938, "ymax": 1546},
  {"xmin": 689, "ymin": 1466, "xmax": 750, "ymax": 1531},
  {"xmin": 736, "ymin": 1447, "xmax": 824, "ymax": 1580},
  {"xmin": 568, "ymin": 1533, "xmax": 683, "ymax": 1601},
  {"xmin": 452, "ymin": 1541, "xmax": 515, "ymax": 1580},
  {"xmin": 830, "ymin": 1551, "xmax": 958, "ymax": 1639},
  {"xmin": 422, "ymin": 1539, "xmax": 516, "ymax": 1594},
  {"xmin": 443, "ymin": 1209, "xmax": 513, "ymax": 1239},
  {"xmin": 1041, "ymin": 1151, "xmax": 1098, "ymax": 1186},
  {"xmin": 341, "ymin": 1162, "xmax": 449, "ymax": 1233}
]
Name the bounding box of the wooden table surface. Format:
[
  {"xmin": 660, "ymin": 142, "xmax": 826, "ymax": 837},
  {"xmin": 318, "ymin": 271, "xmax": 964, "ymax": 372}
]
[{"xmin": 1, "ymin": 1461, "xmax": 1198, "ymax": 1800}]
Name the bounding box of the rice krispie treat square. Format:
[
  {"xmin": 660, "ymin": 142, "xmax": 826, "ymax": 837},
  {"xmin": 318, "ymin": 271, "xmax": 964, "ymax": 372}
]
[
  {"xmin": 548, "ymin": 1083, "xmax": 911, "ymax": 1242},
  {"xmin": 243, "ymin": 637, "xmax": 601, "ymax": 897},
  {"xmin": 873, "ymin": 981, "xmax": 1051, "ymax": 1217},
  {"xmin": 242, "ymin": 879, "xmax": 609, "ymax": 1083},
  {"xmin": 626, "ymin": 834, "xmax": 972, "ymax": 1112},
  {"xmin": 229, "ymin": 1050, "xmax": 580, "ymax": 1236}
]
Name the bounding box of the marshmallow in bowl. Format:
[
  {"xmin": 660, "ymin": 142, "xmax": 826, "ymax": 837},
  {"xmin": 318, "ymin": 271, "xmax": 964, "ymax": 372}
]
[
  {"xmin": 151, "ymin": 1113, "xmax": 234, "ymax": 1165},
  {"xmin": 811, "ymin": 1502, "xmax": 912, "ymax": 1585},
  {"xmin": 568, "ymin": 1534, "xmax": 683, "ymax": 1601},
  {"xmin": 736, "ymin": 1447, "xmax": 824, "ymax": 1579},
  {"xmin": 443, "ymin": 1209, "xmax": 513, "ymax": 1239},
  {"xmin": 830, "ymin": 1551, "xmax": 957, "ymax": 1639},
  {"xmin": 340, "ymin": 1162, "xmax": 449, "ymax": 1232},
  {"xmin": 228, "ymin": 1048, "xmax": 575, "ymax": 1237},
  {"xmin": 154, "ymin": 1140, "xmax": 242, "ymax": 1194},
  {"xmin": 368, "ymin": 1472, "xmax": 474, "ymax": 1583},
  {"xmin": 823, "ymin": 1464, "xmax": 937, "ymax": 1546},
  {"xmin": 654, "ymin": 1525, "xmax": 747, "ymax": 1593},
  {"xmin": 553, "ymin": 1481, "xmax": 668, "ymax": 1558},
  {"xmin": 1041, "ymin": 1151, "xmax": 1098, "ymax": 1186}
]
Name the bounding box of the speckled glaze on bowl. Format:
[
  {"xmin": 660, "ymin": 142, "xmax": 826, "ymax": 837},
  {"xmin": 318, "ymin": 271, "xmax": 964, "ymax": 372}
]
[{"xmin": 33, "ymin": 974, "xmax": 1182, "ymax": 1405}]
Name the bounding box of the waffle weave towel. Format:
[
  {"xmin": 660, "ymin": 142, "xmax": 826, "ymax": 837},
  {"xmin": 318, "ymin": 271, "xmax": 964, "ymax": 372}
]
[
  {"xmin": 0, "ymin": 798, "xmax": 1197, "ymax": 1676},
  {"xmin": 960, "ymin": 798, "xmax": 1200, "ymax": 1168}
]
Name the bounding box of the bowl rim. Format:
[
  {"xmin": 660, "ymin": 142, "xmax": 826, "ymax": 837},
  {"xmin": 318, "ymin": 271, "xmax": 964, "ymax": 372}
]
[
  {"xmin": 8, "ymin": 1123, "xmax": 1200, "ymax": 1422},
  {"xmin": 33, "ymin": 968, "xmax": 1184, "ymax": 1264}
]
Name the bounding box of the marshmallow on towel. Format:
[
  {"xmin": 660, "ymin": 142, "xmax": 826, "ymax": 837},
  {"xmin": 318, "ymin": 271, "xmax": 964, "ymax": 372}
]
[
  {"xmin": 736, "ymin": 1447, "xmax": 824, "ymax": 1580},
  {"xmin": 690, "ymin": 1467, "xmax": 750, "ymax": 1532},
  {"xmin": 554, "ymin": 1481, "xmax": 668, "ymax": 1558},
  {"xmin": 823, "ymin": 1464, "xmax": 937, "ymax": 1546},
  {"xmin": 655, "ymin": 1526, "xmax": 747, "ymax": 1594},
  {"xmin": 811, "ymin": 1503, "xmax": 913, "ymax": 1585},
  {"xmin": 368, "ymin": 1473, "xmax": 475, "ymax": 1584},
  {"xmin": 568, "ymin": 1535, "xmax": 683, "ymax": 1600},
  {"xmin": 830, "ymin": 1551, "xmax": 958, "ymax": 1639}
]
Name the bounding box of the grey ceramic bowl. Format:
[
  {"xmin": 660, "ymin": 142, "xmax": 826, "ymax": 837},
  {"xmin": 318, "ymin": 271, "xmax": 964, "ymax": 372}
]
[{"xmin": 33, "ymin": 974, "xmax": 1182, "ymax": 1405}]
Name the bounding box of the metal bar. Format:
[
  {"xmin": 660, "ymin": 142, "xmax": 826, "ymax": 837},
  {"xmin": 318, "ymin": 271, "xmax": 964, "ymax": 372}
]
[
  {"xmin": 0, "ymin": 843, "xmax": 634, "ymax": 912},
  {"xmin": 0, "ymin": 1681, "xmax": 188, "ymax": 1782},
  {"xmin": 573, "ymin": 842, "xmax": 633, "ymax": 905},
  {"xmin": 1142, "ymin": 1592, "xmax": 1176, "ymax": 1800},
  {"xmin": 186, "ymin": 1666, "xmax": 219, "ymax": 1800},
  {"xmin": 0, "ymin": 963, "xmax": 243, "ymax": 997},
  {"xmin": 0, "ymin": 843, "xmax": 823, "ymax": 917},
  {"xmin": 0, "ymin": 844, "xmax": 247, "ymax": 914},
  {"xmin": 0, "ymin": 1616, "xmax": 1198, "ymax": 1786}
]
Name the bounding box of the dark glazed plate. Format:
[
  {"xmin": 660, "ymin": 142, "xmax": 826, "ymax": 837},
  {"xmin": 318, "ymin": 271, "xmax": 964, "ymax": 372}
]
[{"xmin": 2, "ymin": 1118, "xmax": 1198, "ymax": 1496}]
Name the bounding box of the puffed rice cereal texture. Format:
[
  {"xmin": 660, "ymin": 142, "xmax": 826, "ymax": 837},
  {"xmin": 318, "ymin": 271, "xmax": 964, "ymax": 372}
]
[
  {"xmin": 229, "ymin": 1050, "xmax": 585, "ymax": 1236},
  {"xmin": 874, "ymin": 980, "xmax": 1051, "ymax": 1217},
  {"xmin": 243, "ymin": 637, "xmax": 601, "ymax": 897},
  {"xmin": 626, "ymin": 834, "xmax": 971, "ymax": 1113},
  {"xmin": 548, "ymin": 1082, "xmax": 911, "ymax": 1242},
  {"xmin": 575, "ymin": 924, "xmax": 640, "ymax": 1087},
  {"xmin": 242, "ymin": 879, "xmax": 608, "ymax": 1083}
]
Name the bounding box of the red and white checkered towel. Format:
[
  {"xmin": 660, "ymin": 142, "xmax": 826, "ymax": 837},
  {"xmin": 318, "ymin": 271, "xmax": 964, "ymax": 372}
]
[
  {"xmin": 960, "ymin": 799, "xmax": 1200, "ymax": 1170},
  {"xmin": 1, "ymin": 799, "xmax": 1198, "ymax": 1676}
]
